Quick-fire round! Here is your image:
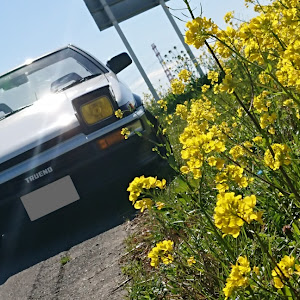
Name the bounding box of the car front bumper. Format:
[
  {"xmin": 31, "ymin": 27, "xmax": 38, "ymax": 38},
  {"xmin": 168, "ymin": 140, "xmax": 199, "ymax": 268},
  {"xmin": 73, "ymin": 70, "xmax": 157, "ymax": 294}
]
[{"xmin": 0, "ymin": 108, "xmax": 160, "ymax": 231}]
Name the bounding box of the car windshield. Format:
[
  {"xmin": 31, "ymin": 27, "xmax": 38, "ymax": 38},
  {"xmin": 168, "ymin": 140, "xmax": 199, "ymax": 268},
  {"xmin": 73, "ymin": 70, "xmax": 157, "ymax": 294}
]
[{"xmin": 0, "ymin": 48, "xmax": 103, "ymax": 118}]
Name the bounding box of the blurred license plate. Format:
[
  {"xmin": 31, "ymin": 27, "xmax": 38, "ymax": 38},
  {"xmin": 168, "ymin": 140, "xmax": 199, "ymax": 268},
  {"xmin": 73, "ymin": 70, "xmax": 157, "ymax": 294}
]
[{"xmin": 21, "ymin": 176, "xmax": 80, "ymax": 221}]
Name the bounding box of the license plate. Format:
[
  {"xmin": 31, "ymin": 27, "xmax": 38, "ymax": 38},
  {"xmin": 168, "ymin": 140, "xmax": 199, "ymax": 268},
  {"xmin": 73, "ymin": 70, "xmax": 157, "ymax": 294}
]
[{"xmin": 21, "ymin": 176, "xmax": 80, "ymax": 221}]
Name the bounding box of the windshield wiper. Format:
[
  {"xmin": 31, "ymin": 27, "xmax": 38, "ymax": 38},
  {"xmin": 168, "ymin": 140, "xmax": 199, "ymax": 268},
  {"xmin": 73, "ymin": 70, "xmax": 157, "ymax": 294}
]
[
  {"xmin": 0, "ymin": 104, "xmax": 33, "ymax": 120},
  {"xmin": 56, "ymin": 73, "xmax": 102, "ymax": 92}
]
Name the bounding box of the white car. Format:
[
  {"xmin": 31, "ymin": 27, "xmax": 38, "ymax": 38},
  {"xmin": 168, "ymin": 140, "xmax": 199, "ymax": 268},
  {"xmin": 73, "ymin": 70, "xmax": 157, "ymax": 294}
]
[{"xmin": 0, "ymin": 45, "xmax": 161, "ymax": 229}]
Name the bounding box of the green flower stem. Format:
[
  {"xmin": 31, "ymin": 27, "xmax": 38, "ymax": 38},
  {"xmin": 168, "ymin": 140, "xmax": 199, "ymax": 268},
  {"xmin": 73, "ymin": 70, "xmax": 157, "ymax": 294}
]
[
  {"xmin": 208, "ymin": 98, "xmax": 257, "ymax": 135},
  {"xmin": 264, "ymin": 70, "xmax": 299, "ymax": 106},
  {"xmin": 183, "ymin": 0, "xmax": 295, "ymax": 180},
  {"xmin": 252, "ymin": 229, "xmax": 299, "ymax": 299},
  {"xmin": 251, "ymin": 278, "xmax": 289, "ymax": 299},
  {"xmin": 211, "ymin": 32, "xmax": 299, "ymax": 104},
  {"xmin": 198, "ymin": 171, "xmax": 236, "ymax": 260},
  {"xmin": 247, "ymin": 285, "xmax": 259, "ymax": 299},
  {"xmin": 185, "ymin": 0, "xmax": 299, "ymax": 106},
  {"xmin": 211, "ymin": 34, "xmax": 300, "ymax": 114},
  {"xmin": 204, "ymin": 38, "xmax": 267, "ymax": 138},
  {"xmin": 239, "ymin": 60, "xmax": 256, "ymax": 110},
  {"xmin": 214, "ymin": 43, "xmax": 300, "ymax": 203},
  {"xmin": 212, "ymin": 34, "xmax": 265, "ymax": 71},
  {"xmin": 175, "ymin": 255, "xmax": 222, "ymax": 299},
  {"xmin": 279, "ymin": 166, "xmax": 300, "ymax": 204},
  {"xmin": 183, "ymin": 0, "xmax": 195, "ymax": 19},
  {"xmin": 258, "ymin": 131, "xmax": 300, "ymax": 203},
  {"xmin": 222, "ymin": 153, "xmax": 291, "ymax": 197},
  {"xmin": 178, "ymin": 173, "xmax": 235, "ymax": 260}
]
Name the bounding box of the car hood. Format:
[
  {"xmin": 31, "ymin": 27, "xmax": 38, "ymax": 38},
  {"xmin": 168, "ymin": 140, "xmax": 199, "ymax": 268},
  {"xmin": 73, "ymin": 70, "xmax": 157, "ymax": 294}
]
[{"xmin": 0, "ymin": 75, "xmax": 109, "ymax": 165}]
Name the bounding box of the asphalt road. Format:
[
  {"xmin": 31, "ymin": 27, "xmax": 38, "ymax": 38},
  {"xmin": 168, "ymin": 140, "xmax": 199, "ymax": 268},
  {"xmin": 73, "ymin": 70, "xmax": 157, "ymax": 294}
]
[
  {"xmin": 0, "ymin": 182, "xmax": 136, "ymax": 299},
  {"xmin": 0, "ymin": 222, "xmax": 133, "ymax": 300}
]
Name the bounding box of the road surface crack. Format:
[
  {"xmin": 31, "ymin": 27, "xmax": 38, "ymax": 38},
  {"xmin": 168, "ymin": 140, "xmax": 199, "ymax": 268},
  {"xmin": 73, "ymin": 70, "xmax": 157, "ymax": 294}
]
[{"xmin": 52, "ymin": 251, "xmax": 69, "ymax": 300}]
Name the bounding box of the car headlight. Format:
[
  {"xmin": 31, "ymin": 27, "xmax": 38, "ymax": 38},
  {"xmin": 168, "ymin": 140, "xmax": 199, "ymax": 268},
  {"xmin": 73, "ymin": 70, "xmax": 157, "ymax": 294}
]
[
  {"xmin": 72, "ymin": 86, "xmax": 119, "ymax": 134},
  {"xmin": 80, "ymin": 96, "xmax": 113, "ymax": 125}
]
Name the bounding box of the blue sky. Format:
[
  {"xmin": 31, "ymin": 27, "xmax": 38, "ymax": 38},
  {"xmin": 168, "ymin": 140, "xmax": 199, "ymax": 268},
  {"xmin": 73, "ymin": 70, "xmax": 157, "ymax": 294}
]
[{"xmin": 0, "ymin": 0, "xmax": 257, "ymax": 97}]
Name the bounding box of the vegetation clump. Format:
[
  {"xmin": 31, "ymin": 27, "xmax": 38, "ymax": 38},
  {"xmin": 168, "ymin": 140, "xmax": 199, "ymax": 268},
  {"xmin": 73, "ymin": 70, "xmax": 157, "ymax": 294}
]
[{"xmin": 123, "ymin": 0, "xmax": 300, "ymax": 299}]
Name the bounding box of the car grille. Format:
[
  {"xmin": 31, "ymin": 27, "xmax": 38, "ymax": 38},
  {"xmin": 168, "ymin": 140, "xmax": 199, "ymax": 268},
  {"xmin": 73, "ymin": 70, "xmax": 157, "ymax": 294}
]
[{"xmin": 0, "ymin": 126, "xmax": 82, "ymax": 173}]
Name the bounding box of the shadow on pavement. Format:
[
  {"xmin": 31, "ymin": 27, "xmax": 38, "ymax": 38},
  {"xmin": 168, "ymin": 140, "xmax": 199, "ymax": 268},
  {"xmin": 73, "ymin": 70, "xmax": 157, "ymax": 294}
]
[{"xmin": 0, "ymin": 180, "xmax": 136, "ymax": 285}]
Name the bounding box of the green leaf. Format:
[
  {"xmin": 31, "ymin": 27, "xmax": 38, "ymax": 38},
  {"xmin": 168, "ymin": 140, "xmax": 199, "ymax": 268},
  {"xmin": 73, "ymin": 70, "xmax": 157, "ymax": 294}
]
[
  {"xmin": 134, "ymin": 130, "xmax": 143, "ymax": 137},
  {"xmin": 292, "ymin": 223, "xmax": 300, "ymax": 236},
  {"xmin": 173, "ymin": 177, "xmax": 190, "ymax": 193},
  {"xmin": 167, "ymin": 154, "xmax": 178, "ymax": 170},
  {"xmin": 266, "ymin": 63, "xmax": 272, "ymax": 73},
  {"xmin": 284, "ymin": 285, "xmax": 292, "ymax": 297}
]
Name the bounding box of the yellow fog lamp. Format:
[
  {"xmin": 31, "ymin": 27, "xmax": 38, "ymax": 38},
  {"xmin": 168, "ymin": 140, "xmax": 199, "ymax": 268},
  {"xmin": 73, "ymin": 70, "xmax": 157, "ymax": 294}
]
[
  {"xmin": 80, "ymin": 96, "xmax": 113, "ymax": 125},
  {"xmin": 72, "ymin": 86, "xmax": 118, "ymax": 134}
]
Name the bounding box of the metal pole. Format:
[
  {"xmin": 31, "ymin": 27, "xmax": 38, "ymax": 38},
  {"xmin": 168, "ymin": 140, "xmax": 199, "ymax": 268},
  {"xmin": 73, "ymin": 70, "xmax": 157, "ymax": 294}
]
[
  {"xmin": 159, "ymin": 0, "xmax": 205, "ymax": 77},
  {"xmin": 99, "ymin": 0, "xmax": 160, "ymax": 101}
]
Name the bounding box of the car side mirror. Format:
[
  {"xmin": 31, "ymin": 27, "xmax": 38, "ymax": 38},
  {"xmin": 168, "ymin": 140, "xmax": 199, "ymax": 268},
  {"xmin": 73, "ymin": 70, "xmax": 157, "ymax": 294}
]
[{"xmin": 106, "ymin": 53, "xmax": 132, "ymax": 74}]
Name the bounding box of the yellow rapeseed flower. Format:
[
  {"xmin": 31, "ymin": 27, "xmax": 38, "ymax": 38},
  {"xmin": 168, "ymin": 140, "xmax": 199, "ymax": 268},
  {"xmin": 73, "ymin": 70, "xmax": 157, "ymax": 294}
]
[
  {"xmin": 215, "ymin": 165, "xmax": 251, "ymax": 191},
  {"xmin": 214, "ymin": 192, "xmax": 263, "ymax": 238},
  {"xmin": 259, "ymin": 112, "xmax": 277, "ymax": 129},
  {"xmin": 268, "ymin": 127, "xmax": 275, "ymax": 134},
  {"xmin": 224, "ymin": 11, "xmax": 234, "ymax": 24},
  {"xmin": 157, "ymin": 99, "xmax": 167, "ymax": 111},
  {"xmin": 156, "ymin": 179, "xmax": 167, "ymax": 189},
  {"xmin": 253, "ymin": 266, "xmax": 260, "ymax": 275},
  {"xmin": 156, "ymin": 202, "xmax": 165, "ymax": 210},
  {"xmin": 237, "ymin": 107, "xmax": 243, "ymax": 118},
  {"xmin": 264, "ymin": 143, "xmax": 291, "ymax": 170},
  {"xmin": 201, "ymin": 84, "xmax": 210, "ymax": 93},
  {"xmin": 219, "ymin": 73, "xmax": 235, "ymax": 94},
  {"xmin": 253, "ymin": 91, "xmax": 270, "ymax": 113},
  {"xmin": 115, "ymin": 109, "xmax": 123, "ymax": 119},
  {"xmin": 127, "ymin": 176, "xmax": 166, "ymax": 205},
  {"xmin": 223, "ymin": 256, "xmax": 251, "ymax": 299},
  {"xmin": 272, "ymin": 255, "xmax": 300, "ymax": 289},
  {"xmin": 175, "ymin": 104, "xmax": 188, "ymax": 120},
  {"xmin": 185, "ymin": 17, "xmax": 218, "ymax": 49},
  {"xmin": 180, "ymin": 166, "xmax": 189, "ymax": 174},
  {"xmin": 229, "ymin": 145, "xmax": 246, "ymax": 161},
  {"xmin": 207, "ymin": 156, "xmax": 225, "ymax": 170},
  {"xmin": 187, "ymin": 256, "xmax": 196, "ymax": 266},
  {"xmin": 134, "ymin": 198, "xmax": 153, "ymax": 212},
  {"xmin": 283, "ymin": 99, "xmax": 294, "ymax": 107},
  {"xmin": 171, "ymin": 79, "xmax": 185, "ymax": 95},
  {"xmin": 165, "ymin": 114, "xmax": 173, "ymax": 125},
  {"xmin": 178, "ymin": 98, "xmax": 227, "ymax": 179},
  {"xmin": 178, "ymin": 69, "xmax": 191, "ymax": 82},
  {"xmin": 148, "ymin": 240, "xmax": 174, "ymax": 268},
  {"xmin": 121, "ymin": 127, "xmax": 130, "ymax": 139},
  {"xmin": 207, "ymin": 70, "xmax": 219, "ymax": 83},
  {"xmin": 252, "ymin": 136, "xmax": 263, "ymax": 144}
]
